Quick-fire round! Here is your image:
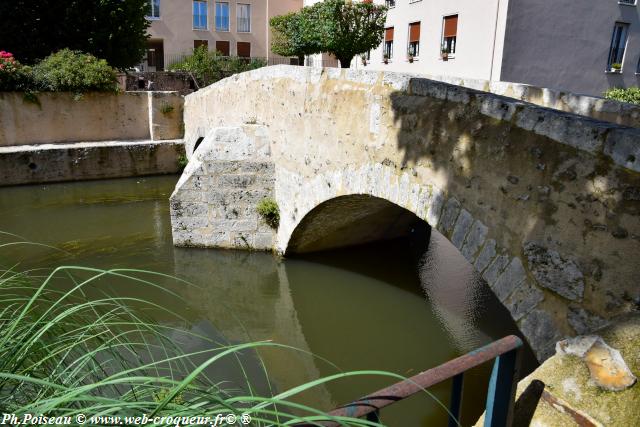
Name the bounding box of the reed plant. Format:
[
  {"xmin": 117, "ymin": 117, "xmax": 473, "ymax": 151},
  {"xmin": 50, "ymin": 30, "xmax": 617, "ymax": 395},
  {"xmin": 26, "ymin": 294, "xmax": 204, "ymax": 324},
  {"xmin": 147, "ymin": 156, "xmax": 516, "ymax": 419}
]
[{"xmin": 0, "ymin": 235, "xmax": 421, "ymax": 426}]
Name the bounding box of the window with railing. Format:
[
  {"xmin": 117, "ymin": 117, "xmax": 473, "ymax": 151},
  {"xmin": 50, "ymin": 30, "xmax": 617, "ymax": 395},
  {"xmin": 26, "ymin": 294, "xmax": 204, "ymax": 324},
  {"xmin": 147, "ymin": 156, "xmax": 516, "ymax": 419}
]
[
  {"xmin": 384, "ymin": 27, "xmax": 394, "ymax": 60},
  {"xmin": 607, "ymin": 22, "xmax": 629, "ymax": 71},
  {"xmin": 193, "ymin": 0, "xmax": 208, "ymax": 30},
  {"xmin": 385, "ymin": 0, "xmax": 395, "ymax": 7},
  {"xmin": 215, "ymin": 2, "xmax": 229, "ymax": 31},
  {"xmin": 147, "ymin": 0, "xmax": 160, "ymax": 18},
  {"xmin": 408, "ymin": 22, "xmax": 420, "ymax": 57},
  {"xmin": 237, "ymin": 3, "xmax": 251, "ymax": 33},
  {"xmin": 441, "ymin": 15, "xmax": 458, "ymax": 56}
]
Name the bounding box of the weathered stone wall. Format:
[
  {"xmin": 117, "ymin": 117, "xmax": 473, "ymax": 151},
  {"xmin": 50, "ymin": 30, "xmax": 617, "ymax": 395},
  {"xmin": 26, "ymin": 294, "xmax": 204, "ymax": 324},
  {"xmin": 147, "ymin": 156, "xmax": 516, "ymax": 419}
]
[
  {"xmin": 424, "ymin": 74, "xmax": 640, "ymax": 129},
  {"xmin": 175, "ymin": 65, "xmax": 640, "ymax": 361},
  {"xmin": 171, "ymin": 125, "xmax": 275, "ymax": 250},
  {"xmin": 0, "ymin": 91, "xmax": 184, "ymax": 146},
  {"xmin": 119, "ymin": 72, "xmax": 195, "ymax": 96},
  {"xmin": 0, "ymin": 140, "xmax": 185, "ymax": 186}
]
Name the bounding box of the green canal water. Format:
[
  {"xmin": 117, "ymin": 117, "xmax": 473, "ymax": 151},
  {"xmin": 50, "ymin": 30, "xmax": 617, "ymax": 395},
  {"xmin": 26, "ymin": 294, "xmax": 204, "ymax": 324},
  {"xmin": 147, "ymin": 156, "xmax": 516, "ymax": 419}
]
[{"xmin": 0, "ymin": 175, "xmax": 536, "ymax": 426}]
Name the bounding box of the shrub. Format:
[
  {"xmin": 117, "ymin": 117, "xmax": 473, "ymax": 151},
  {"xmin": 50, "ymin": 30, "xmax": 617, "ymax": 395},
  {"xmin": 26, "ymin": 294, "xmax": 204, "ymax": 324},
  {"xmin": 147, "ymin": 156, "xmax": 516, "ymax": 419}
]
[
  {"xmin": 257, "ymin": 198, "xmax": 280, "ymax": 229},
  {"xmin": 603, "ymin": 87, "xmax": 640, "ymax": 105},
  {"xmin": 169, "ymin": 46, "xmax": 267, "ymax": 88},
  {"xmin": 0, "ymin": 51, "xmax": 33, "ymax": 91},
  {"xmin": 32, "ymin": 49, "xmax": 117, "ymax": 93}
]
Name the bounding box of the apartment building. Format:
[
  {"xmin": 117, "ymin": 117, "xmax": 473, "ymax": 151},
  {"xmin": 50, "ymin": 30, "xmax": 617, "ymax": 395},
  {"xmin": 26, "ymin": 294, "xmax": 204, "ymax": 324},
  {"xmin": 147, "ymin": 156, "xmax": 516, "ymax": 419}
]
[
  {"xmin": 305, "ymin": 0, "xmax": 640, "ymax": 97},
  {"xmin": 143, "ymin": 0, "xmax": 302, "ymax": 71}
]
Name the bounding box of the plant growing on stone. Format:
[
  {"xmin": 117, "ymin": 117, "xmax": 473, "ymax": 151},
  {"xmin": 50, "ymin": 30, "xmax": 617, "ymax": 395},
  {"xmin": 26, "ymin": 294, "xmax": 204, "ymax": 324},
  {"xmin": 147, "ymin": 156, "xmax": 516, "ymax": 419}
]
[
  {"xmin": 160, "ymin": 102, "xmax": 175, "ymax": 114},
  {"xmin": 177, "ymin": 154, "xmax": 188, "ymax": 170},
  {"xmin": 257, "ymin": 198, "xmax": 280, "ymax": 229}
]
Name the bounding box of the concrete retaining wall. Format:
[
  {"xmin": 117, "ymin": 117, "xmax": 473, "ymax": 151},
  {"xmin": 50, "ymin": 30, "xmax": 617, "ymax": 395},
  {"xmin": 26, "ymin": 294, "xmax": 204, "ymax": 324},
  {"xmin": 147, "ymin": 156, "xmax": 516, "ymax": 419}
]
[
  {"xmin": 426, "ymin": 74, "xmax": 640, "ymax": 128},
  {"xmin": 0, "ymin": 140, "xmax": 185, "ymax": 186},
  {"xmin": 0, "ymin": 91, "xmax": 184, "ymax": 146}
]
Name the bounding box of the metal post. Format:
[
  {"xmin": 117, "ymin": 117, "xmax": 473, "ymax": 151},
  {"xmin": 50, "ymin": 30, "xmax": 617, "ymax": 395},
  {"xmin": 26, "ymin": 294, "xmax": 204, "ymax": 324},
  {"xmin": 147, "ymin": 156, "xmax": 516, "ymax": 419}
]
[
  {"xmin": 484, "ymin": 348, "xmax": 519, "ymax": 427},
  {"xmin": 366, "ymin": 410, "xmax": 380, "ymax": 423},
  {"xmin": 448, "ymin": 373, "xmax": 464, "ymax": 427}
]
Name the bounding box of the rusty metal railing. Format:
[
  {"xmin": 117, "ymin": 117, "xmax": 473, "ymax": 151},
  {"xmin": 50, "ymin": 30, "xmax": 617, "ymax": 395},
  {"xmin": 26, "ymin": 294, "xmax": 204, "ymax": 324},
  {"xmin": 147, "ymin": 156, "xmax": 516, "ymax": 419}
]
[{"xmin": 307, "ymin": 335, "xmax": 523, "ymax": 426}]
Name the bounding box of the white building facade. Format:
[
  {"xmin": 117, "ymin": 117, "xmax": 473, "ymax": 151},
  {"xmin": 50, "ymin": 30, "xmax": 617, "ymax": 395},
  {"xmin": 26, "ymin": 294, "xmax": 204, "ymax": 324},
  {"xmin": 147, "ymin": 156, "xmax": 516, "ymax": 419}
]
[{"xmin": 305, "ymin": 0, "xmax": 640, "ymax": 96}]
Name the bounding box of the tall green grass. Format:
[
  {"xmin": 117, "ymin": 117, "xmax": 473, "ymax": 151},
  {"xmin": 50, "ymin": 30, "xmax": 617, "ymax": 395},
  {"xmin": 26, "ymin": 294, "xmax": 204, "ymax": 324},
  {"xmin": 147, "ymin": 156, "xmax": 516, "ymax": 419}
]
[{"xmin": 0, "ymin": 238, "xmax": 426, "ymax": 426}]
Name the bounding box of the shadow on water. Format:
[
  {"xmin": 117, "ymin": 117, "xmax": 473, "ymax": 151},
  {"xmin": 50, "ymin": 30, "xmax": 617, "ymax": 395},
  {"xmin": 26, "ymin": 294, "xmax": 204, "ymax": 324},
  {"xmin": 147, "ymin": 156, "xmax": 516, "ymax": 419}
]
[{"xmin": 287, "ymin": 221, "xmax": 538, "ymax": 426}]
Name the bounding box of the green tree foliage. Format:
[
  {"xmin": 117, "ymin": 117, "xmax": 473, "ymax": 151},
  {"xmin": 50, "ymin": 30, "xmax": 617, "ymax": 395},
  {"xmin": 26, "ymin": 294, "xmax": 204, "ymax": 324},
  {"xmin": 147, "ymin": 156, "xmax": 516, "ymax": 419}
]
[
  {"xmin": 270, "ymin": 9, "xmax": 323, "ymax": 65},
  {"xmin": 170, "ymin": 46, "xmax": 267, "ymax": 88},
  {"xmin": 603, "ymin": 87, "xmax": 640, "ymax": 105},
  {"xmin": 0, "ymin": 0, "xmax": 150, "ymax": 69},
  {"xmin": 270, "ymin": 0, "xmax": 387, "ymax": 69},
  {"xmin": 315, "ymin": 0, "xmax": 388, "ymax": 68},
  {"xmin": 32, "ymin": 49, "xmax": 118, "ymax": 93}
]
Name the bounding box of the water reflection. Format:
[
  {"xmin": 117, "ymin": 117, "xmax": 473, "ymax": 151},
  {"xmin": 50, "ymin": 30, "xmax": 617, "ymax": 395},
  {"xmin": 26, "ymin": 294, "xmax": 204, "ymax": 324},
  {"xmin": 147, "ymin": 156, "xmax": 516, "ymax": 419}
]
[{"xmin": 0, "ymin": 176, "xmax": 536, "ymax": 426}]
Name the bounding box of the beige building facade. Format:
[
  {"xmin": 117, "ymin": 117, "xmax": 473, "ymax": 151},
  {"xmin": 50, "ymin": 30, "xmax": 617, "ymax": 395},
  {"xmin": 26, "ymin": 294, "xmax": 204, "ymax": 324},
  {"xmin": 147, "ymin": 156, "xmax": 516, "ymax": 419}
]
[
  {"xmin": 305, "ymin": 0, "xmax": 640, "ymax": 97},
  {"xmin": 143, "ymin": 0, "xmax": 302, "ymax": 71}
]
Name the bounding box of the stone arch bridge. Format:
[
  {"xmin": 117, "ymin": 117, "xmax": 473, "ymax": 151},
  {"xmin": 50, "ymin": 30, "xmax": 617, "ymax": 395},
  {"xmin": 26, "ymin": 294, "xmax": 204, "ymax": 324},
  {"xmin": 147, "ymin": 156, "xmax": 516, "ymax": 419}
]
[{"xmin": 170, "ymin": 65, "xmax": 640, "ymax": 360}]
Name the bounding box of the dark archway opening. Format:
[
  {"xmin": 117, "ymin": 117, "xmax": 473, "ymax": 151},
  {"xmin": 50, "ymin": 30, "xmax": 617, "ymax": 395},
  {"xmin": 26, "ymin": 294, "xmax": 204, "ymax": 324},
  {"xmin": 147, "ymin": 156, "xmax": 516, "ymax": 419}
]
[
  {"xmin": 284, "ymin": 194, "xmax": 539, "ymax": 425},
  {"xmin": 286, "ymin": 194, "xmax": 428, "ymax": 255}
]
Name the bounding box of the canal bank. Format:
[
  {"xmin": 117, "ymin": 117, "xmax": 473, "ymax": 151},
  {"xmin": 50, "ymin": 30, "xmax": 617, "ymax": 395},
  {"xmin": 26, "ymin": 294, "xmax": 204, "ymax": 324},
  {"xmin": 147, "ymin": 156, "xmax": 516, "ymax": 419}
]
[{"xmin": 0, "ymin": 91, "xmax": 186, "ymax": 186}]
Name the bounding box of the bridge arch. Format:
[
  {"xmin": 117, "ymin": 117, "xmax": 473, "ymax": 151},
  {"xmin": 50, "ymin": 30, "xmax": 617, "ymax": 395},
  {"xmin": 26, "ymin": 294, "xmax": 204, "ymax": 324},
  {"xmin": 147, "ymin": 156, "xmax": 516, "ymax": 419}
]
[{"xmin": 171, "ymin": 66, "xmax": 640, "ymax": 361}]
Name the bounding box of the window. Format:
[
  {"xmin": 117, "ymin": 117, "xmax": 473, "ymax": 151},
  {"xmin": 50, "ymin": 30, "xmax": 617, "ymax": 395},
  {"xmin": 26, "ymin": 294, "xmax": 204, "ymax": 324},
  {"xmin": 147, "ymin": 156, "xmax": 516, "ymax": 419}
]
[
  {"xmin": 215, "ymin": 40, "xmax": 230, "ymax": 56},
  {"xmin": 408, "ymin": 22, "xmax": 420, "ymax": 57},
  {"xmin": 194, "ymin": 40, "xmax": 208, "ymax": 50},
  {"xmin": 147, "ymin": 0, "xmax": 160, "ymax": 18},
  {"xmin": 384, "ymin": 27, "xmax": 394, "ymax": 59},
  {"xmin": 237, "ymin": 4, "xmax": 251, "ymax": 33},
  {"xmin": 385, "ymin": 0, "xmax": 395, "ymax": 7},
  {"xmin": 619, "ymin": 0, "xmax": 636, "ymax": 5},
  {"xmin": 237, "ymin": 42, "xmax": 251, "ymax": 58},
  {"xmin": 607, "ymin": 22, "xmax": 629, "ymax": 71},
  {"xmin": 193, "ymin": 0, "xmax": 208, "ymax": 30},
  {"xmin": 215, "ymin": 2, "xmax": 229, "ymax": 31},
  {"xmin": 442, "ymin": 15, "xmax": 458, "ymax": 55}
]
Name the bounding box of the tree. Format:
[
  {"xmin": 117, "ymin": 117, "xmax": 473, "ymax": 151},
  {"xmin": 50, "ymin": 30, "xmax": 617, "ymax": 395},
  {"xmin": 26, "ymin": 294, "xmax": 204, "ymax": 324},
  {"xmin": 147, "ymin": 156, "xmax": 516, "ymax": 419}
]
[
  {"xmin": 270, "ymin": 0, "xmax": 387, "ymax": 69},
  {"xmin": 0, "ymin": 0, "xmax": 150, "ymax": 69},
  {"xmin": 315, "ymin": 0, "xmax": 388, "ymax": 68},
  {"xmin": 270, "ymin": 9, "xmax": 323, "ymax": 65}
]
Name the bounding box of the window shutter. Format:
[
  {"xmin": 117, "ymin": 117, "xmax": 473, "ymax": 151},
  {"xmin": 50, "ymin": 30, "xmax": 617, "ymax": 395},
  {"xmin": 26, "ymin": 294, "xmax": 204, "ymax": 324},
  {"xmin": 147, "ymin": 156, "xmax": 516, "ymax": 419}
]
[
  {"xmin": 385, "ymin": 27, "xmax": 394, "ymax": 41},
  {"xmin": 444, "ymin": 15, "xmax": 458, "ymax": 38},
  {"xmin": 194, "ymin": 40, "xmax": 208, "ymax": 49},
  {"xmin": 237, "ymin": 42, "xmax": 251, "ymax": 58},
  {"xmin": 215, "ymin": 40, "xmax": 230, "ymax": 56},
  {"xmin": 409, "ymin": 22, "xmax": 420, "ymax": 42}
]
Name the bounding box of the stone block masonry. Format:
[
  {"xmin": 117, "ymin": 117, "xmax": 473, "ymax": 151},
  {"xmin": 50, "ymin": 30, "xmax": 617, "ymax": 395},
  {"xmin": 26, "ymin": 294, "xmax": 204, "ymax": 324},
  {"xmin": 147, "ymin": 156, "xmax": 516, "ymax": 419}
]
[
  {"xmin": 170, "ymin": 125, "xmax": 276, "ymax": 250},
  {"xmin": 172, "ymin": 65, "xmax": 640, "ymax": 362}
]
